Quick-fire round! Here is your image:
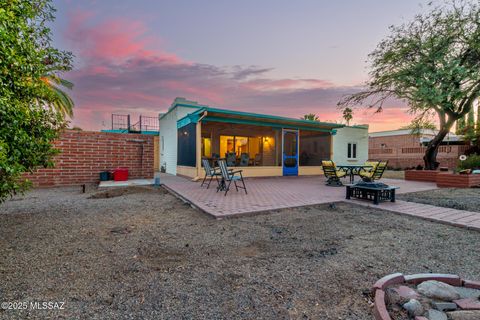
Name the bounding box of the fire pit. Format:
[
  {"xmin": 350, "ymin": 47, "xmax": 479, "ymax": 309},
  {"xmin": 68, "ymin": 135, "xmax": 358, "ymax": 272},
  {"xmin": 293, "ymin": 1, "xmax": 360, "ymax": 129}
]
[{"xmin": 373, "ymin": 273, "xmax": 480, "ymax": 320}]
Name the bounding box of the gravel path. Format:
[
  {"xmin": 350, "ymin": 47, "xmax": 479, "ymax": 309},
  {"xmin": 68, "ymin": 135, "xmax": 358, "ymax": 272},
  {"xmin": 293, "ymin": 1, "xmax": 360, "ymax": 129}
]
[
  {"xmin": 398, "ymin": 188, "xmax": 480, "ymax": 212},
  {"xmin": 1, "ymin": 186, "xmax": 479, "ymax": 320}
]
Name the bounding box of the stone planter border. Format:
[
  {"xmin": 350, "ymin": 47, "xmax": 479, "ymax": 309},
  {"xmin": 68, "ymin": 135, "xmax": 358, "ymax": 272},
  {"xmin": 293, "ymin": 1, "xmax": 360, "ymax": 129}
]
[{"xmin": 372, "ymin": 273, "xmax": 480, "ymax": 320}]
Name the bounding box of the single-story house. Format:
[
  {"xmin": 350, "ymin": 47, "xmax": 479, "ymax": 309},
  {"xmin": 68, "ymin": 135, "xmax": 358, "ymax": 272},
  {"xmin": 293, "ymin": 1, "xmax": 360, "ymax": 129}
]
[{"xmin": 159, "ymin": 98, "xmax": 369, "ymax": 178}]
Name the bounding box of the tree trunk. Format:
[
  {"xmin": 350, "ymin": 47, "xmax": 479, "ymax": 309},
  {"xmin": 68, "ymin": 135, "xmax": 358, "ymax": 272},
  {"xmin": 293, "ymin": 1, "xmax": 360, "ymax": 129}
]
[{"xmin": 423, "ymin": 128, "xmax": 450, "ymax": 170}]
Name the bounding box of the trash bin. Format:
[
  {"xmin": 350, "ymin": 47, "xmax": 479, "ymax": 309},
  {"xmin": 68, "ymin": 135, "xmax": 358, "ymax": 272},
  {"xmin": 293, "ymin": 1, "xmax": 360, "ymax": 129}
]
[
  {"xmin": 99, "ymin": 171, "xmax": 110, "ymax": 181},
  {"xmin": 154, "ymin": 172, "xmax": 161, "ymax": 186},
  {"xmin": 113, "ymin": 167, "xmax": 129, "ymax": 181}
]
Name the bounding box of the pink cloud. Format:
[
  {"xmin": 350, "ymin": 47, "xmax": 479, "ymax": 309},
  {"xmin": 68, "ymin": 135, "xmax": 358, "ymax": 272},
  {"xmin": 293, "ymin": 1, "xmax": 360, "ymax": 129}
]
[{"xmin": 62, "ymin": 11, "xmax": 413, "ymax": 132}]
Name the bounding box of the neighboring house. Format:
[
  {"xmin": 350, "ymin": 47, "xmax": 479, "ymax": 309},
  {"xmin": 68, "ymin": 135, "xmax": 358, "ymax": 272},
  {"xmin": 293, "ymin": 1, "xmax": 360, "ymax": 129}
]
[
  {"xmin": 159, "ymin": 97, "xmax": 369, "ymax": 178},
  {"xmin": 369, "ymin": 129, "xmax": 469, "ymax": 169}
]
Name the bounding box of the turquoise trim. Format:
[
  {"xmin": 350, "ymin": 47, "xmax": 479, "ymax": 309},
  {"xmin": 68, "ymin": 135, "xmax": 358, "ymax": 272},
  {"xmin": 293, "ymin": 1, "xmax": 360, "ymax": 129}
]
[
  {"xmin": 202, "ymin": 116, "xmax": 333, "ymax": 132},
  {"xmin": 332, "ymin": 129, "xmax": 337, "ymax": 136},
  {"xmin": 177, "ymin": 113, "xmax": 202, "ymax": 129},
  {"xmin": 195, "ymin": 107, "xmax": 344, "ymax": 129}
]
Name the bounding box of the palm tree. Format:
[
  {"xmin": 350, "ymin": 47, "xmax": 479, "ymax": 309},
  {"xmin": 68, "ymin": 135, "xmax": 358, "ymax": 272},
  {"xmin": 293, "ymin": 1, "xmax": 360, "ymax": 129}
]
[
  {"xmin": 342, "ymin": 108, "xmax": 353, "ymax": 126},
  {"xmin": 41, "ymin": 74, "xmax": 74, "ymax": 117},
  {"xmin": 301, "ymin": 113, "xmax": 320, "ymax": 121}
]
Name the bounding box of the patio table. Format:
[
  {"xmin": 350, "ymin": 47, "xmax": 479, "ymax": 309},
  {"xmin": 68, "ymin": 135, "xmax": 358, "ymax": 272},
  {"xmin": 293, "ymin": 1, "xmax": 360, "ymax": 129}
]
[{"xmin": 336, "ymin": 164, "xmax": 372, "ymax": 183}]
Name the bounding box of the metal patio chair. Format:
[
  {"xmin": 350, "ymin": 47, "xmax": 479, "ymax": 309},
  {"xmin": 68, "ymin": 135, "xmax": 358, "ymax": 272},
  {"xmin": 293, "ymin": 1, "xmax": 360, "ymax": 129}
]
[
  {"xmin": 200, "ymin": 158, "xmax": 220, "ymax": 189},
  {"xmin": 359, "ymin": 161, "xmax": 388, "ymax": 182},
  {"xmin": 239, "ymin": 153, "xmax": 250, "ymax": 166},
  {"xmin": 217, "ymin": 159, "xmax": 247, "ymax": 196},
  {"xmin": 321, "ymin": 160, "xmax": 347, "ymax": 186},
  {"xmin": 225, "ymin": 152, "xmax": 236, "ymax": 166}
]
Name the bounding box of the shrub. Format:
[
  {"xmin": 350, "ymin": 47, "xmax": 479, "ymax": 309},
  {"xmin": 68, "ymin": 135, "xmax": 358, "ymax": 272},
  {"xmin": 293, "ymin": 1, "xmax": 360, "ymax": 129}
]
[{"xmin": 458, "ymin": 154, "xmax": 480, "ymax": 170}]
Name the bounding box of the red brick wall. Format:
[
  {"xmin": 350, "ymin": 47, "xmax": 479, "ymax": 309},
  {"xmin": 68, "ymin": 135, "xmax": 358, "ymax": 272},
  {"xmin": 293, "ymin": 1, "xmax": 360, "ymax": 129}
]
[
  {"xmin": 369, "ymin": 134, "xmax": 468, "ymax": 169},
  {"xmin": 24, "ymin": 131, "xmax": 155, "ymax": 187}
]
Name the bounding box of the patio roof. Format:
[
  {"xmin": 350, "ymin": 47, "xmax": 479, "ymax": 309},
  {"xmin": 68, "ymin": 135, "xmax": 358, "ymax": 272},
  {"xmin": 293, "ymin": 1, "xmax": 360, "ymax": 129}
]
[{"xmin": 177, "ymin": 106, "xmax": 344, "ymax": 133}]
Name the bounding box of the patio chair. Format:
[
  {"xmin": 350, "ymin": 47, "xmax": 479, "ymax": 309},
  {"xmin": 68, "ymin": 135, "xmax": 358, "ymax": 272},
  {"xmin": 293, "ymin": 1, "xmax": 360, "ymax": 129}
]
[
  {"xmin": 253, "ymin": 153, "xmax": 262, "ymax": 166},
  {"xmin": 226, "ymin": 152, "xmax": 236, "ymax": 166},
  {"xmin": 321, "ymin": 160, "xmax": 347, "ymax": 186},
  {"xmin": 364, "ymin": 161, "xmax": 380, "ymax": 172},
  {"xmin": 239, "ymin": 153, "xmax": 250, "ymax": 166},
  {"xmin": 217, "ymin": 159, "xmax": 247, "ymax": 196},
  {"xmin": 200, "ymin": 158, "xmax": 220, "ymax": 189},
  {"xmin": 359, "ymin": 161, "xmax": 388, "ymax": 182}
]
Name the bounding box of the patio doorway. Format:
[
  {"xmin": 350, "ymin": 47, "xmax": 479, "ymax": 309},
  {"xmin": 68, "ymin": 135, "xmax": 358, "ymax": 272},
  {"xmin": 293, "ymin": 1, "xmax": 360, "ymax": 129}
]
[{"xmin": 282, "ymin": 129, "xmax": 298, "ymax": 176}]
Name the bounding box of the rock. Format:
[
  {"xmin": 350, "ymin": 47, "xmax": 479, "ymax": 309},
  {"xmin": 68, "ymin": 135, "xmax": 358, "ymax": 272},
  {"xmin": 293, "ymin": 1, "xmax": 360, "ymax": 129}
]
[
  {"xmin": 417, "ymin": 280, "xmax": 461, "ymax": 301},
  {"xmin": 453, "ymin": 298, "xmax": 480, "ymax": 310},
  {"xmin": 447, "ymin": 310, "xmax": 480, "ymax": 320},
  {"xmin": 403, "ymin": 299, "xmax": 424, "ymax": 316},
  {"xmin": 395, "ymin": 285, "xmax": 420, "ymax": 299},
  {"xmin": 427, "ymin": 309, "xmax": 448, "ymax": 320},
  {"xmin": 432, "ymin": 301, "xmax": 457, "ymax": 311},
  {"xmin": 386, "ymin": 286, "xmax": 418, "ymax": 305},
  {"xmin": 455, "ymin": 287, "xmax": 480, "ymax": 300}
]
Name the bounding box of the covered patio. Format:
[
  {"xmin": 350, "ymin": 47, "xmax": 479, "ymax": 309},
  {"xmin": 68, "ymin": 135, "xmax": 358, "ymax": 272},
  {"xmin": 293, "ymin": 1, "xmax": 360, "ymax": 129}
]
[{"xmin": 161, "ymin": 174, "xmax": 437, "ymax": 218}]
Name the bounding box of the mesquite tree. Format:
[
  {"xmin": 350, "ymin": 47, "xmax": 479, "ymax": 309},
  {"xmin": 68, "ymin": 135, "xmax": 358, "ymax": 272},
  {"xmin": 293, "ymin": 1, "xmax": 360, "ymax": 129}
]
[{"xmin": 338, "ymin": 1, "xmax": 480, "ymax": 170}]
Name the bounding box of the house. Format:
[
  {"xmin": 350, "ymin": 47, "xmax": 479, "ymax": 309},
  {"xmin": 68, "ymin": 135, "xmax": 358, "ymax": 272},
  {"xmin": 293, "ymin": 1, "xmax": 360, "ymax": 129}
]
[
  {"xmin": 159, "ymin": 98, "xmax": 369, "ymax": 178},
  {"xmin": 369, "ymin": 129, "xmax": 469, "ymax": 169}
]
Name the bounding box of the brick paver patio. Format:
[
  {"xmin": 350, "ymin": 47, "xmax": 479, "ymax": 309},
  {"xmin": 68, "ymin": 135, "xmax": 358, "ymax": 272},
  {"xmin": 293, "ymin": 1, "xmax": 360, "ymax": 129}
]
[{"xmin": 161, "ymin": 174, "xmax": 480, "ymax": 231}]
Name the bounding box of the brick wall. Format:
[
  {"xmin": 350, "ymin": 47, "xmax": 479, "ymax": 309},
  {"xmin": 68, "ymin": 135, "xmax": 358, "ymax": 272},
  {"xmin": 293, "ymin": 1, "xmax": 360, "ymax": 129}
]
[
  {"xmin": 369, "ymin": 134, "xmax": 468, "ymax": 169},
  {"xmin": 24, "ymin": 130, "xmax": 155, "ymax": 187}
]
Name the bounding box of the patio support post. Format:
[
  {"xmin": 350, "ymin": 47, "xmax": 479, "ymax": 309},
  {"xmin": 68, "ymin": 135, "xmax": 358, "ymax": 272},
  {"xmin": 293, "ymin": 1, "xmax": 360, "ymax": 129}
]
[{"xmin": 195, "ymin": 121, "xmax": 202, "ymax": 178}]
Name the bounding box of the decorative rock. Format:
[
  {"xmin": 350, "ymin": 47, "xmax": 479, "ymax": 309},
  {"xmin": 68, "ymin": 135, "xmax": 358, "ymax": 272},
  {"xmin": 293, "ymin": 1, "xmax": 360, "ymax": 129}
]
[
  {"xmin": 447, "ymin": 310, "xmax": 480, "ymax": 320},
  {"xmin": 414, "ymin": 317, "xmax": 429, "ymax": 320},
  {"xmin": 394, "ymin": 285, "xmax": 420, "ymax": 300},
  {"xmin": 453, "ymin": 298, "xmax": 480, "ymax": 310},
  {"xmin": 455, "ymin": 287, "xmax": 480, "ymax": 299},
  {"xmin": 386, "ymin": 286, "xmax": 418, "ymax": 305},
  {"xmin": 417, "ymin": 280, "xmax": 461, "ymax": 301},
  {"xmin": 432, "ymin": 301, "xmax": 458, "ymax": 311},
  {"xmin": 405, "ymin": 273, "xmax": 462, "ymax": 286},
  {"xmin": 427, "ymin": 309, "xmax": 448, "ymax": 320},
  {"xmin": 403, "ymin": 299, "xmax": 424, "ymax": 316}
]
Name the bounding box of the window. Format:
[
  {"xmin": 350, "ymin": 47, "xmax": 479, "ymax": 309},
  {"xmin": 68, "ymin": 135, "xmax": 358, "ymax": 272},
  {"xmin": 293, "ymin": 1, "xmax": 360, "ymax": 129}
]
[
  {"xmin": 347, "ymin": 142, "xmax": 357, "ymax": 159},
  {"xmin": 161, "ymin": 136, "xmax": 164, "ymax": 152}
]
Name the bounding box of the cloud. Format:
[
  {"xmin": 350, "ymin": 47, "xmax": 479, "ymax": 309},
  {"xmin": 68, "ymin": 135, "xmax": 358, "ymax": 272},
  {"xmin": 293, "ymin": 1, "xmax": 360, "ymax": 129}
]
[{"xmin": 62, "ymin": 12, "xmax": 412, "ymax": 131}]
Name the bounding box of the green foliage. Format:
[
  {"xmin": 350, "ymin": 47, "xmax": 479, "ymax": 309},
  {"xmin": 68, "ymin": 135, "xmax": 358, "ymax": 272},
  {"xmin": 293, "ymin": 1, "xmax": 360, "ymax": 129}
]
[
  {"xmin": 0, "ymin": 0, "xmax": 73, "ymax": 202},
  {"xmin": 458, "ymin": 154, "xmax": 480, "ymax": 170},
  {"xmin": 301, "ymin": 113, "xmax": 320, "ymax": 121},
  {"xmin": 342, "ymin": 107, "xmax": 353, "ymax": 126},
  {"xmin": 400, "ymin": 117, "xmax": 437, "ymax": 136},
  {"xmin": 338, "ymin": 0, "xmax": 480, "ymax": 169}
]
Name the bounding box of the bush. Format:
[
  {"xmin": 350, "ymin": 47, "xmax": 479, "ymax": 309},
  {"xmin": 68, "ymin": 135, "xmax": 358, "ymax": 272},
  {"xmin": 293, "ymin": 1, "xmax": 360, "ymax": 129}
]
[{"xmin": 458, "ymin": 154, "xmax": 480, "ymax": 170}]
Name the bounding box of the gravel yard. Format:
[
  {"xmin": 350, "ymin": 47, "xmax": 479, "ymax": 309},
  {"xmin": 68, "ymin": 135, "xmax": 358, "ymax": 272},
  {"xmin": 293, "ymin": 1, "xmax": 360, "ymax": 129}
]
[
  {"xmin": 1, "ymin": 186, "xmax": 479, "ymax": 320},
  {"xmin": 398, "ymin": 188, "xmax": 480, "ymax": 212}
]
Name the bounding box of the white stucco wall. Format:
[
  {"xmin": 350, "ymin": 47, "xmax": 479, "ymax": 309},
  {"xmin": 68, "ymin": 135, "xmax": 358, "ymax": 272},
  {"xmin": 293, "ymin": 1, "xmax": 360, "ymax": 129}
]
[
  {"xmin": 159, "ymin": 106, "xmax": 200, "ymax": 175},
  {"xmin": 332, "ymin": 126, "xmax": 369, "ymax": 165}
]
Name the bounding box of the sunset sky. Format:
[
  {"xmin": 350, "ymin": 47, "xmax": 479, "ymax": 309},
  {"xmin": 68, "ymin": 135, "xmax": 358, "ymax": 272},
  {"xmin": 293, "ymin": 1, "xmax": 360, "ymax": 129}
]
[{"xmin": 51, "ymin": 0, "xmax": 429, "ymax": 132}]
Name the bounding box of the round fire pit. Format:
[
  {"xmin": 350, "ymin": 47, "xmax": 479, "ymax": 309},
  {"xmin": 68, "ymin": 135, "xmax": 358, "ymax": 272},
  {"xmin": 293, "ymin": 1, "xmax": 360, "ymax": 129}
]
[{"xmin": 372, "ymin": 273, "xmax": 480, "ymax": 320}]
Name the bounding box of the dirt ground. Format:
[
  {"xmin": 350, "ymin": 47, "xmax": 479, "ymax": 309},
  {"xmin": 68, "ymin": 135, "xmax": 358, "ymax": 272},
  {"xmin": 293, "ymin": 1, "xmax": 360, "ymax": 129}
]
[
  {"xmin": 1, "ymin": 186, "xmax": 479, "ymax": 320},
  {"xmin": 398, "ymin": 188, "xmax": 480, "ymax": 212},
  {"xmin": 382, "ymin": 170, "xmax": 405, "ymax": 180}
]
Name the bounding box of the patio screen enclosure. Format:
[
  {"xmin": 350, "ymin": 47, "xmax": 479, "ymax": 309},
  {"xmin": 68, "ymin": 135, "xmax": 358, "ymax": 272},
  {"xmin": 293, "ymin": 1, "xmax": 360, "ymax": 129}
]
[{"xmin": 184, "ymin": 121, "xmax": 332, "ymax": 168}]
